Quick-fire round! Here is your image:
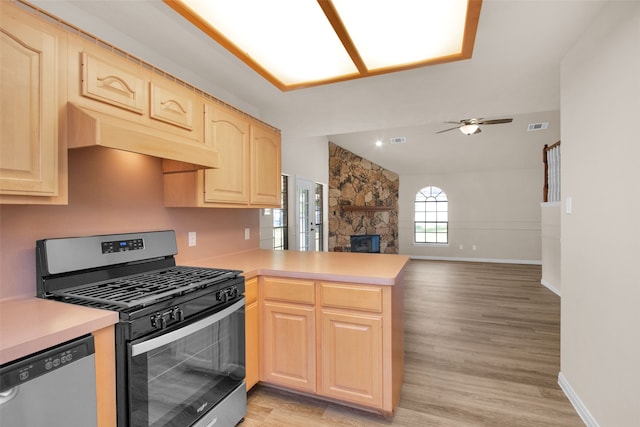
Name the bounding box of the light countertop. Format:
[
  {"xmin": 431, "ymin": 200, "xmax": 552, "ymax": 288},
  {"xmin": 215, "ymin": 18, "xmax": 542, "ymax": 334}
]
[
  {"xmin": 188, "ymin": 249, "xmax": 410, "ymax": 285},
  {"xmin": 0, "ymin": 297, "xmax": 118, "ymax": 365},
  {"xmin": 0, "ymin": 250, "xmax": 408, "ymax": 365}
]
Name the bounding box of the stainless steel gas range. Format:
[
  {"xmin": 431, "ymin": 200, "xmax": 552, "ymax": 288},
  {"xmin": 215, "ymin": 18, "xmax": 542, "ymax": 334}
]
[{"xmin": 36, "ymin": 230, "xmax": 246, "ymax": 427}]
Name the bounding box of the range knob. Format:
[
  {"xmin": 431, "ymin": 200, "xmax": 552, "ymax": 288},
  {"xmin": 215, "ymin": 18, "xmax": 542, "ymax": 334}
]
[
  {"xmin": 216, "ymin": 290, "xmax": 227, "ymax": 303},
  {"xmin": 151, "ymin": 313, "xmax": 168, "ymax": 329},
  {"xmin": 171, "ymin": 307, "xmax": 184, "ymax": 322},
  {"xmin": 225, "ymin": 286, "xmax": 237, "ymax": 299}
]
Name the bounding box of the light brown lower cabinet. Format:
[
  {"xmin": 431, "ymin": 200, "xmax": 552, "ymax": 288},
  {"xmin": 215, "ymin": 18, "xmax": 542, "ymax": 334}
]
[
  {"xmin": 244, "ymin": 277, "xmax": 259, "ymax": 391},
  {"xmin": 319, "ymin": 309, "xmax": 383, "ymax": 408},
  {"xmin": 257, "ymin": 276, "xmax": 403, "ymax": 415},
  {"xmin": 260, "ymin": 277, "xmax": 316, "ymax": 393}
]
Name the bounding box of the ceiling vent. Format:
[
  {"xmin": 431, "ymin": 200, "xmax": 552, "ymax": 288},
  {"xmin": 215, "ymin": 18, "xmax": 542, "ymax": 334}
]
[
  {"xmin": 527, "ymin": 122, "xmax": 549, "ymax": 131},
  {"xmin": 389, "ymin": 137, "xmax": 407, "ymax": 144}
]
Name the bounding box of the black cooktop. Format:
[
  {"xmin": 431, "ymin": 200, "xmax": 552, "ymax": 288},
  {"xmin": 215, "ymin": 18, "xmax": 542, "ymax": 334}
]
[{"xmin": 49, "ymin": 266, "xmax": 239, "ymax": 309}]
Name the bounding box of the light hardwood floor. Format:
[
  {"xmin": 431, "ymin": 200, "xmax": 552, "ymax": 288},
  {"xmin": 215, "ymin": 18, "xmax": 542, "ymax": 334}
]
[{"xmin": 242, "ymin": 260, "xmax": 583, "ymax": 426}]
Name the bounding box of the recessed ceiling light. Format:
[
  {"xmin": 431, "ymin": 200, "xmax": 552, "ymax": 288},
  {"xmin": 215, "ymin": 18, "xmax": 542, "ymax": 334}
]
[
  {"xmin": 164, "ymin": 0, "xmax": 482, "ymax": 91},
  {"xmin": 375, "ymin": 140, "xmax": 383, "ymax": 147}
]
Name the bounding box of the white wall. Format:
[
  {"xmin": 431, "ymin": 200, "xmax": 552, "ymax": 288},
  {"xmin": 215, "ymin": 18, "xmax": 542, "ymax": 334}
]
[
  {"xmin": 540, "ymin": 202, "xmax": 561, "ymax": 295},
  {"xmin": 399, "ymin": 168, "xmax": 542, "ymax": 263},
  {"xmin": 280, "ymin": 135, "xmax": 330, "ymax": 251},
  {"xmin": 560, "ymin": 3, "xmax": 640, "ymax": 426},
  {"xmin": 281, "ymin": 135, "xmax": 329, "ymax": 184}
]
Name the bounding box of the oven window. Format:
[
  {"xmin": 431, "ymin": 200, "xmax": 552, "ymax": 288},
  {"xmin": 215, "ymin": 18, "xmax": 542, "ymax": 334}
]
[{"xmin": 128, "ymin": 301, "xmax": 245, "ymax": 427}]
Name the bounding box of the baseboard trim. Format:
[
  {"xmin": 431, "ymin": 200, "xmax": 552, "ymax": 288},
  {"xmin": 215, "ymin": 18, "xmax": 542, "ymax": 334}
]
[
  {"xmin": 409, "ymin": 255, "xmax": 542, "ymax": 265},
  {"xmin": 541, "ymin": 278, "xmax": 561, "ymax": 296},
  {"xmin": 558, "ymin": 372, "xmax": 599, "ymax": 427}
]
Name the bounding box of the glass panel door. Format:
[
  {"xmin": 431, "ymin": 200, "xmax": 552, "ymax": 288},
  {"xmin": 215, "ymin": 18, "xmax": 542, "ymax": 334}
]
[{"xmin": 295, "ymin": 177, "xmax": 315, "ymax": 251}]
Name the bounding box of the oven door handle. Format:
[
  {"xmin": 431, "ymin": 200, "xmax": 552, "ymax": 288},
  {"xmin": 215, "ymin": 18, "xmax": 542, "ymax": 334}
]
[{"xmin": 131, "ymin": 298, "xmax": 244, "ymax": 356}]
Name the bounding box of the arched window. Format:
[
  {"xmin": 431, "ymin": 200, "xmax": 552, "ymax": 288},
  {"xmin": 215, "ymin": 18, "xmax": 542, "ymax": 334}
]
[{"xmin": 414, "ymin": 186, "xmax": 448, "ymax": 244}]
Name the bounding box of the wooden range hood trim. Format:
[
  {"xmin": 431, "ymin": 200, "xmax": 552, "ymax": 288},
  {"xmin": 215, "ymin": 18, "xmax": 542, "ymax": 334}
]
[{"xmin": 67, "ymin": 103, "xmax": 219, "ymax": 169}]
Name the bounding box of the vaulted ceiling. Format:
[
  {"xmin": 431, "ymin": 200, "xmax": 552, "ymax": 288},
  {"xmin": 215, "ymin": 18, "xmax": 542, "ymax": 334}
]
[{"xmin": 30, "ymin": 0, "xmax": 606, "ymax": 174}]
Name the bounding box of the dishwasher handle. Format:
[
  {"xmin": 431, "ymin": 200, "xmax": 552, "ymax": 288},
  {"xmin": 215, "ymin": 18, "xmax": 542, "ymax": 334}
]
[{"xmin": 0, "ymin": 387, "xmax": 18, "ymax": 406}]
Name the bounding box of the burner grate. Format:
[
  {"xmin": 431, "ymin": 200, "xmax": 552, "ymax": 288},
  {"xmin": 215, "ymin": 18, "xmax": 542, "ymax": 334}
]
[{"xmin": 50, "ymin": 266, "xmax": 238, "ymax": 309}]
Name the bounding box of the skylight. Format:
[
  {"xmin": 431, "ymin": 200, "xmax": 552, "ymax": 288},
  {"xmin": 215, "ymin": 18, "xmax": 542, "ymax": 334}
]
[{"xmin": 164, "ymin": 0, "xmax": 482, "ymax": 91}]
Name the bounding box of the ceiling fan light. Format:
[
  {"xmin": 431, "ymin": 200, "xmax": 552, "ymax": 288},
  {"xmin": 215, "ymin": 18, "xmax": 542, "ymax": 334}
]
[{"xmin": 459, "ymin": 124, "xmax": 479, "ymax": 135}]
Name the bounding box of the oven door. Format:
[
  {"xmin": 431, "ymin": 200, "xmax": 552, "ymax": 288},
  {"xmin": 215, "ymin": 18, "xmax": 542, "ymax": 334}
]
[{"xmin": 128, "ymin": 298, "xmax": 246, "ymax": 427}]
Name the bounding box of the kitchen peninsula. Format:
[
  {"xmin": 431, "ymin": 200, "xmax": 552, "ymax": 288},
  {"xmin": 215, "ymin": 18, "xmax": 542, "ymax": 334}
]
[
  {"xmin": 0, "ymin": 249, "xmax": 408, "ymax": 425},
  {"xmin": 193, "ymin": 249, "xmax": 409, "ymax": 416}
]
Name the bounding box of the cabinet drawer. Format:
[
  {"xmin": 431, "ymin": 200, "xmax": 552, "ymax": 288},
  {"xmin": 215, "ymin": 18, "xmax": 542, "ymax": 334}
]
[
  {"xmin": 81, "ymin": 51, "xmax": 145, "ymax": 113},
  {"xmin": 262, "ymin": 277, "xmax": 315, "ymax": 305},
  {"xmin": 319, "ymin": 282, "xmax": 382, "ymax": 313}
]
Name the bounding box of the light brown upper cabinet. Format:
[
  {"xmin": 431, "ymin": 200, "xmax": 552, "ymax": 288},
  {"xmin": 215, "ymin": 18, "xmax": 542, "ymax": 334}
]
[
  {"xmin": 250, "ymin": 121, "xmax": 281, "ymax": 206},
  {"xmin": 80, "ymin": 50, "xmax": 145, "ymax": 115},
  {"xmin": 66, "ymin": 36, "xmax": 215, "ymax": 168},
  {"xmin": 1, "ymin": 1, "xmax": 278, "ymax": 205},
  {"xmin": 163, "ymin": 103, "xmax": 281, "ymax": 208},
  {"xmin": 149, "ymin": 80, "xmax": 195, "ymax": 132},
  {"xmin": 0, "ymin": 4, "xmax": 68, "ymax": 204},
  {"xmin": 203, "ymin": 103, "xmax": 250, "ymax": 204}
]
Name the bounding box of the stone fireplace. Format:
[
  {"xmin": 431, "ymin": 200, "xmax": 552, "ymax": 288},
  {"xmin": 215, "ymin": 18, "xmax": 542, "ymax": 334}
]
[{"xmin": 329, "ymin": 142, "xmax": 399, "ymax": 253}]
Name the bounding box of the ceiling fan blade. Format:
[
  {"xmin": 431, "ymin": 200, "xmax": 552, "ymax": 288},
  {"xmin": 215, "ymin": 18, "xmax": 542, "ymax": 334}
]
[
  {"xmin": 477, "ymin": 118, "xmax": 513, "ymax": 125},
  {"xmin": 443, "ymin": 121, "xmax": 462, "ymax": 124},
  {"xmin": 436, "ymin": 126, "xmax": 461, "ymax": 134}
]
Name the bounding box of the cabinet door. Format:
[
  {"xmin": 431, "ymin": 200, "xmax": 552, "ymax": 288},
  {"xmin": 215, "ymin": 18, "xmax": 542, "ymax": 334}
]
[
  {"xmin": 245, "ymin": 278, "xmax": 259, "ymax": 391},
  {"xmin": 319, "ymin": 310, "xmax": 382, "ymax": 407},
  {"xmin": 261, "ymin": 302, "xmax": 316, "ymax": 392},
  {"xmin": 149, "ymin": 81, "xmax": 194, "ymax": 130},
  {"xmin": 250, "ymin": 123, "xmax": 281, "ymax": 206},
  {"xmin": 81, "ymin": 51, "xmax": 145, "ymax": 114},
  {"xmin": 203, "ymin": 103, "xmax": 249, "ymax": 204},
  {"xmin": 0, "ymin": 7, "xmax": 61, "ymax": 199}
]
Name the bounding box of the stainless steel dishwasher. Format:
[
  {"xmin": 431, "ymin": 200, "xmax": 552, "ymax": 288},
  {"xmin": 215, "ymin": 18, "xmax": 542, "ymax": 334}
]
[{"xmin": 0, "ymin": 334, "xmax": 98, "ymax": 426}]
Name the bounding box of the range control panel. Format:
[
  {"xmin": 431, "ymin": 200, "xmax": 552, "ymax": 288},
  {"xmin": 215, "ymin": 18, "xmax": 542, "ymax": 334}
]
[
  {"xmin": 101, "ymin": 238, "xmax": 144, "ymax": 254},
  {"xmin": 0, "ymin": 335, "xmax": 94, "ymax": 392},
  {"xmin": 149, "ymin": 285, "xmax": 242, "ymax": 331}
]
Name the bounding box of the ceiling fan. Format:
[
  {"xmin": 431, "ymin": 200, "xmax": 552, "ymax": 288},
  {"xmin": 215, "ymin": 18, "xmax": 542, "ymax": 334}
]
[{"xmin": 436, "ymin": 118, "xmax": 513, "ymax": 135}]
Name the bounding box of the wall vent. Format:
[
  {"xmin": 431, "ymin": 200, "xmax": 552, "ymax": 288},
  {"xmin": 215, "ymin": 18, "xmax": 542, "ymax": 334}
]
[
  {"xmin": 389, "ymin": 136, "xmax": 406, "ymax": 144},
  {"xmin": 527, "ymin": 122, "xmax": 549, "ymax": 131}
]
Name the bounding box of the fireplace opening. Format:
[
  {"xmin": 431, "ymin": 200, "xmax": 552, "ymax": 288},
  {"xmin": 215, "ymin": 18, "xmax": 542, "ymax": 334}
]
[{"xmin": 350, "ymin": 234, "xmax": 381, "ymax": 253}]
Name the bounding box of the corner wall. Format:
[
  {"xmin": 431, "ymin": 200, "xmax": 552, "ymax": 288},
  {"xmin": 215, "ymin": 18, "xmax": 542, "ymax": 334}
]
[{"xmin": 560, "ymin": 3, "xmax": 640, "ymax": 426}]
